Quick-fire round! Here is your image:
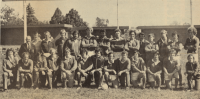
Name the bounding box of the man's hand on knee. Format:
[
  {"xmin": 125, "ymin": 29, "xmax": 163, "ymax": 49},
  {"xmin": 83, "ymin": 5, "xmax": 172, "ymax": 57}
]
[
  {"xmin": 34, "ymin": 68, "xmax": 38, "ymax": 72},
  {"xmin": 41, "ymin": 71, "xmax": 46, "ymax": 75},
  {"xmin": 65, "ymin": 70, "xmax": 71, "ymax": 75},
  {"xmin": 83, "ymin": 73, "xmax": 88, "ymax": 77},
  {"xmin": 48, "ymin": 69, "xmax": 53, "ymax": 72},
  {"xmin": 90, "ymin": 70, "xmax": 95, "ymax": 75},
  {"xmin": 97, "ymin": 70, "xmax": 102, "ymax": 74},
  {"xmin": 8, "ymin": 72, "xmax": 13, "ymax": 77},
  {"xmin": 118, "ymin": 71, "xmax": 122, "ymax": 76},
  {"xmin": 112, "ymin": 70, "xmax": 116, "ymax": 75},
  {"xmin": 140, "ymin": 71, "xmax": 145, "ymax": 74},
  {"xmin": 105, "ymin": 72, "xmax": 109, "ymax": 76}
]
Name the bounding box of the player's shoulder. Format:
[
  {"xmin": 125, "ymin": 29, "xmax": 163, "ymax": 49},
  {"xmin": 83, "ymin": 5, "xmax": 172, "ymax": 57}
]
[
  {"xmin": 138, "ymin": 57, "xmax": 144, "ymax": 61},
  {"xmin": 71, "ymin": 55, "xmax": 76, "ymax": 59},
  {"xmin": 28, "ymin": 59, "xmax": 33, "ymax": 63}
]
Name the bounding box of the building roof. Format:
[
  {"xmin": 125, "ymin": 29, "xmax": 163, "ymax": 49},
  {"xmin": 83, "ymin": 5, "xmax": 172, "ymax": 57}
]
[
  {"xmin": 72, "ymin": 26, "xmax": 130, "ymax": 31},
  {"xmin": 137, "ymin": 25, "xmax": 200, "ymax": 29},
  {"xmin": 1, "ymin": 24, "xmax": 73, "ymax": 28}
]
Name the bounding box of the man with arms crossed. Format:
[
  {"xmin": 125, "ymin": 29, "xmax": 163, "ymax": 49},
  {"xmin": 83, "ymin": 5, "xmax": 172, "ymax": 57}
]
[{"xmin": 81, "ymin": 27, "xmax": 97, "ymax": 56}]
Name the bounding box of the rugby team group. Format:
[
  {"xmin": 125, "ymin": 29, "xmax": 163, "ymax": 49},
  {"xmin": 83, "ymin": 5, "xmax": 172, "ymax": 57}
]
[{"xmin": 2, "ymin": 26, "xmax": 199, "ymax": 92}]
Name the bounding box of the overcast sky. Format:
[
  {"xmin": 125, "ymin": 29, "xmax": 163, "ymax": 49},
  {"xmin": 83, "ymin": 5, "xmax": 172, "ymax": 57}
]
[{"xmin": 1, "ymin": 0, "xmax": 200, "ymax": 27}]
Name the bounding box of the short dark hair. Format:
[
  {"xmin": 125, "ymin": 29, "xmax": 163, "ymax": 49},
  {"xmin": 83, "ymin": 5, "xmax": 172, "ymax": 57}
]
[
  {"xmin": 188, "ymin": 26, "xmax": 197, "ymax": 35},
  {"xmin": 108, "ymin": 51, "xmax": 114, "ymax": 57},
  {"xmin": 139, "ymin": 32, "xmax": 145, "ymax": 37},
  {"xmin": 129, "ymin": 30, "xmax": 136, "ymax": 36},
  {"xmin": 81, "ymin": 48, "xmax": 88, "ymax": 55},
  {"xmin": 148, "ymin": 33, "xmax": 155, "ymax": 38},
  {"xmin": 5, "ymin": 48, "xmax": 15, "ymax": 59},
  {"xmin": 172, "ymin": 31, "xmax": 179, "ymax": 38},
  {"xmin": 33, "ymin": 32, "xmax": 41, "ymax": 37},
  {"xmin": 72, "ymin": 30, "xmax": 79, "ymax": 36},
  {"xmin": 95, "ymin": 47, "xmax": 102, "ymax": 54},
  {"xmin": 133, "ymin": 50, "xmax": 139, "ymax": 55},
  {"xmin": 121, "ymin": 51, "xmax": 128, "ymax": 55},
  {"xmin": 64, "ymin": 47, "xmax": 70, "ymax": 52},
  {"xmin": 153, "ymin": 51, "xmax": 160, "ymax": 56}
]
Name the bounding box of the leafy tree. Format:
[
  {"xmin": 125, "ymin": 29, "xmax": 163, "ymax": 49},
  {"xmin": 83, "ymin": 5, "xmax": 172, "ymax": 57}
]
[
  {"xmin": 50, "ymin": 8, "xmax": 88, "ymax": 27},
  {"xmin": 6, "ymin": 16, "xmax": 24, "ymax": 25},
  {"xmin": 1, "ymin": 5, "xmax": 49, "ymax": 26},
  {"xmin": 26, "ymin": 3, "xmax": 39, "ymax": 25},
  {"xmin": 50, "ymin": 8, "xmax": 65, "ymax": 24},
  {"xmin": 1, "ymin": 5, "xmax": 23, "ymax": 26},
  {"xmin": 62, "ymin": 8, "xmax": 88, "ymax": 27},
  {"xmin": 95, "ymin": 17, "xmax": 109, "ymax": 27}
]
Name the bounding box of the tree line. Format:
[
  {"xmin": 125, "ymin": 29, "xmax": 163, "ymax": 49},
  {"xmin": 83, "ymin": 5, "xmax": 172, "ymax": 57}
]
[{"xmin": 1, "ymin": 3, "xmax": 110, "ymax": 27}]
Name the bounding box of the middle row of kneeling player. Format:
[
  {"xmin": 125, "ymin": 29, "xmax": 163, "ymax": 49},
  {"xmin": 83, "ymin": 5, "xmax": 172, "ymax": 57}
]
[
  {"xmin": 75, "ymin": 47, "xmax": 179, "ymax": 90},
  {"xmin": 35, "ymin": 46, "xmax": 178, "ymax": 90}
]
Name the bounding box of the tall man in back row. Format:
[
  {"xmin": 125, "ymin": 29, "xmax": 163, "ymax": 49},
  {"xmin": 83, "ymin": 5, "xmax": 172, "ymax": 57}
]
[
  {"xmin": 41, "ymin": 31, "xmax": 55, "ymax": 58},
  {"xmin": 55, "ymin": 29, "xmax": 68, "ymax": 59},
  {"xmin": 97, "ymin": 29, "xmax": 110, "ymax": 58},
  {"xmin": 139, "ymin": 32, "xmax": 149, "ymax": 62},
  {"xmin": 111, "ymin": 29, "xmax": 126, "ymax": 59},
  {"xmin": 126, "ymin": 30, "xmax": 140, "ymax": 58},
  {"xmin": 64, "ymin": 30, "xmax": 81, "ymax": 60},
  {"xmin": 81, "ymin": 27, "xmax": 98, "ymax": 56}
]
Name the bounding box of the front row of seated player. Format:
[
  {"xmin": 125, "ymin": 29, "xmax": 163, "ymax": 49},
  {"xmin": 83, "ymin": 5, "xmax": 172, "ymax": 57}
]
[{"xmin": 2, "ymin": 48, "xmax": 199, "ymax": 91}]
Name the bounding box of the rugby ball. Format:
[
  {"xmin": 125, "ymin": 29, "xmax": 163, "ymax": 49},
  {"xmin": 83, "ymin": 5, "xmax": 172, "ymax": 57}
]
[{"xmin": 101, "ymin": 83, "xmax": 108, "ymax": 90}]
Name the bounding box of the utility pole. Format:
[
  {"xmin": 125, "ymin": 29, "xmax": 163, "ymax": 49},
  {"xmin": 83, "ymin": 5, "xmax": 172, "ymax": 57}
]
[
  {"xmin": 23, "ymin": 0, "xmax": 27, "ymax": 43},
  {"xmin": 190, "ymin": 0, "xmax": 193, "ymax": 26},
  {"xmin": 117, "ymin": 0, "xmax": 119, "ymax": 29}
]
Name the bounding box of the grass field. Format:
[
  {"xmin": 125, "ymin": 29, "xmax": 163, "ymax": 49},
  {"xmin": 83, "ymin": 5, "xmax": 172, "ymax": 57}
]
[{"xmin": 0, "ymin": 46, "xmax": 200, "ymax": 99}]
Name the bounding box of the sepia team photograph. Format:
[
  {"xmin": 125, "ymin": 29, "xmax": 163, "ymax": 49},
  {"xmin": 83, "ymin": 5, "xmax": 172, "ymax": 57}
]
[{"xmin": 0, "ymin": 0, "xmax": 200, "ymax": 99}]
